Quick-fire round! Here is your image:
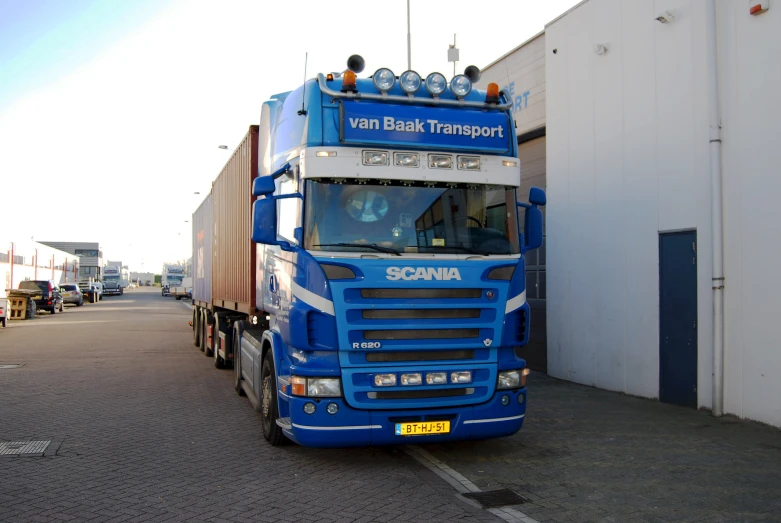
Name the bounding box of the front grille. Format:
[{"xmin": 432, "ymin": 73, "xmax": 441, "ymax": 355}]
[
  {"xmin": 361, "ymin": 288, "xmax": 482, "ymax": 299},
  {"xmin": 368, "ymin": 388, "xmax": 473, "ymax": 400},
  {"xmin": 362, "ymin": 309, "xmax": 480, "ymax": 320},
  {"xmin": 364, "ymin": 329, "xmax": 479, "ymax": 340},
  {"xmin": 366, "ymin": 350, "xmax": 475, "ymax": 362}
]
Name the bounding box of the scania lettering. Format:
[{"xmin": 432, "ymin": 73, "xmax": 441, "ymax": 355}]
[{"xmin": 190, "ymin": 56, "xmax": 546, "ymax": 448}]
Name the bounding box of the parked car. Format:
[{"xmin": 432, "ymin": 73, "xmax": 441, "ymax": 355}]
[
  {"xmin": 18, "ymin": 280, "xmax": 64, "ymax": 314},
  {"xmin": 60, "ymin": 284, "xmax": 84, "ymax": 306}
]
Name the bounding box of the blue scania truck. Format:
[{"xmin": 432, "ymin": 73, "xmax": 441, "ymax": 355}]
[{"xmin": 192, "ymin": 56, "xmax": 545, "ymax": 447}]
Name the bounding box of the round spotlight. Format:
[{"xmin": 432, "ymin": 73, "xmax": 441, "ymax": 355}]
[
  {"xmin": 326, "ymin": 403, "xmax": 339, "ymax": 415},
  {"xmin": 399, "ymin": 70, "xmax": 422, "ymax": 93},
  {"xmin": 425, "ymin": 72, "xmax": 447, "ymax": 96},
  {"xmin": 501, "ymin": 394, "xmax": 511, "ymax": 406},
  {"xmin": 517, "ymin": 392, "xmax": 526, "ymax": 404},
  {"xmin": 303, "ymin": 402, "xmax": 316, "ymax": 415},
  {"xmin": 372, "ymin": 68, "xmax": 395, "ymax": 91},
  {"xmin": 449, "ymin": 75, "xmax": 472, "ymax": 98}
]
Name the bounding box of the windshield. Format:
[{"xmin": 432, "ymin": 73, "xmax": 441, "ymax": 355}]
[
  {"xmin": 167, "ymin": 276, "xmax": 183, "ymax": 284},
  {"xmin": 104, "ymin": 275, "xmax": 119, "ymax": 281},
  {"xmin": 304, "ymin": 179, "xmax": 519, "ymax": 255}
]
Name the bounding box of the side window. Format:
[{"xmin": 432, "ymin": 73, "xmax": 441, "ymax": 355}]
[{"xmin": 276, "ymin": 166, "xmax": 300, "ymax": 243}]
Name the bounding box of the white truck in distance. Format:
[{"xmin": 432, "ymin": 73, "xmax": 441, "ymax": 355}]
[
  {"xmin": 170, "ymin": 276, "xmax": 192, "ymax": 300},
  {"xmin": 161, "ymin": 264, "xmax": 185, "ymax": 296},
  {"xmin": 102, "ymin": 265, "xmax": 124, "ymax": 296}
]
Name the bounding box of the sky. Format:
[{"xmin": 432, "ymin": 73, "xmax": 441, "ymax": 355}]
[{"xmin": 0, "ymin": 0, "xmax": 580, "ymax": 274}]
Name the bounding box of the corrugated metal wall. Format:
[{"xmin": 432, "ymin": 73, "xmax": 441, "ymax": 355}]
[
  {"xmin": 191, "ymin": 193, "xmax": 213, "ymax": 305},
  {"xmin": 211, "ymin": 126, "xmax": 259, "ymax": 314}
]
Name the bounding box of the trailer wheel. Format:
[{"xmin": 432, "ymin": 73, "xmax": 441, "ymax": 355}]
[
  {"xmin": 200, "ymin": 310, "xmax": 207, "ymax": 352},
  {"xmin": 233, "ymin": 325, "xmax": 245, "ymax": 396},
  {"xmin": 203, "ymin": 310, "xmax": 213, "ymax": 357},
  {"xmin": 260, "ymin": 351, "xmax": 286, "ymax": 446},
  {"xmin": 213, "ymin": 314, "xmax": 226, "ymax": 369},
  {"xmin": 193, "ymin": 307, "xmax": 201, "ymax": 348}
]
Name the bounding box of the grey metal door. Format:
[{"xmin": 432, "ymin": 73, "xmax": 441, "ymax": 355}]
[{"xmin": 659, "ymin": 231, "xmax": 698, "ymax": 408}]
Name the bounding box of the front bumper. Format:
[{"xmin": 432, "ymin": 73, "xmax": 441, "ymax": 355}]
[{"xmin": 282, "ymin": 387, "xmax": 526, "ymax": 448}]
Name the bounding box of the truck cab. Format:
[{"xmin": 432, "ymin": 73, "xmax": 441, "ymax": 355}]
[
  {"xmin": 233, "ymin": 59, "xmax": 545, "ymax": 447},
  {"xmin": 102, "ymin": 266, "xmax": 124, "ymax": 296}
]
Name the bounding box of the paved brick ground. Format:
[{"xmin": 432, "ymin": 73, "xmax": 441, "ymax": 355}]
[
  {"xmin": 0, "ymin": 289, "xmax": 496, "ymax": 523},
  {"xmin": 420, "ymin": 373, "xmax": 781, "ymax": 522}
]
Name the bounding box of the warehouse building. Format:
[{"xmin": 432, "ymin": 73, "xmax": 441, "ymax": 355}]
[
  {"xmin": 482, "ymin": 0, "xmax": 780, "ymax": 427},
  {"xmin": 38, "ymin": 241, "xmax": 104, "ymax": 282}
]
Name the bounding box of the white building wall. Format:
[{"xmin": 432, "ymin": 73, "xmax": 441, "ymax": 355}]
[
  {"xmin": 718, "ymin": 2, "xmax": 781, "ymax": 427},
  {"xmin": 545, "ymin": 0, "xmax": 715, "ymax": 405},
  {"xmin": 1, "ymin": 240, "xmax": 79, "ymax": 298}
]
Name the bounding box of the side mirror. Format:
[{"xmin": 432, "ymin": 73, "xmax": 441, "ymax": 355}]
[
  {"xmin": 252, "ymin": 176, "xmax": 276, "ymax": 197},
  {"xmin": 252, "ymin": 197, "xmax": 291, "ymax": 250},
  {"xmin": 518, "ymin": 187, "xmax": 546, "ymax": 253}
]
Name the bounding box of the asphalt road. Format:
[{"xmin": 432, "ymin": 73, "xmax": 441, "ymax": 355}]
[{"xmin": 2, "ymin": 287, "xmax": 780, "ymax": 523}]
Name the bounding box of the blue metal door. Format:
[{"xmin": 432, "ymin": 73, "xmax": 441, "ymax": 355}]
[{"xmin": 659, "ymin": 231, "xmax": 698, "ymax": 408}]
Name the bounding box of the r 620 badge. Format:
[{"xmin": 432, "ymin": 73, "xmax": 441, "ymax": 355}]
[{"xmin": 353, "ymin": 342, "xmax": 382, "ymax": 349}]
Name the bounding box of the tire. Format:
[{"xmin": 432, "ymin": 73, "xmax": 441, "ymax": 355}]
[
  {"xmin": 176, "ymin": 296, "xmax": 181, "ymax": 301},
  {"xmin": 1, "ymin": 317, "xmax": 7, "ymax": 328},
  {"xmin": 203, "ymin": 311, "xmax": 213, "ymax": 357},
  {"xmin": 233, "ymin": 325, "xmax": 245, "ymax": 396},
  {"xmin": 260, "ymin": 351, "xmax": 286, "ymax": 446},
  {"xmin": 50, "ymin": 303, "xmax": 56, "ymax": 315},
  {"xmin": 213, "ymin": 314, "xmax": 226, "ymax": 369},
  {"xmin": 90, "ymin": 293, "xmax": 95, "ymax": 304},
  {"xmin": 77, "ymin": 299, "xmax": 83, "ymax": 307},
  {"xmin": 59, "ymin": 302, "xmax": 64, "ymax": 312},
  {"xmin": 199, "ymin": 311, "xmax": 207, "ymax": 352},
  {"xmin": 193, "ymin": 307, "xmax": 201, "ymax": 348}
]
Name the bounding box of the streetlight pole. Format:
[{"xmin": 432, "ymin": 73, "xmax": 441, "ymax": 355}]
[{"xmin": 407, "ymin": 0, "xmax": 412, "ymax": 71}]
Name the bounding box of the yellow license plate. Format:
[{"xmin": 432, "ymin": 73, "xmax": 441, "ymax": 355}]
[{"xmin": 395, "ymin": 421, "xmax": 450, "ymax": 436}]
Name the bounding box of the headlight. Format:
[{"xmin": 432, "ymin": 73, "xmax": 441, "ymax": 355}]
[
  {"xmin": 428, "ymin": 154, "xmax": 452, "ymax": 169},
  {"xmin": 399, "ymin": 70, "xmax": 422, "ymax": 93},
  {"xmin": 307, "ymin": 378, "xmax": 341, "ymax": 397},
  {"xmin": 449, "ymin": 74, "xmax": 472, "ymax": 98},
  {"xmin": 372, "ymin": 68, "xmax": 395, "ymax": 91},
  {"xmin": 362, "ymin": 150, "xmax": 389, "ymax": 166},
  {"xmin": 497, "ymin": 370, "xmax": 521, "ymax": 389},
  {"xmin": 394, "ymin": 152, "xmax": 419, "ymax": 167},
  {"xmin": 425, "ymin": 72, "xmax": 447, "ymax": 96},
  {"xmin": 291, "ymin": 376, "xmax": 342, "ymax": 397},
  {"xmin": 457, "ymin": 156, "xmax": 481, "ymax": 170}
]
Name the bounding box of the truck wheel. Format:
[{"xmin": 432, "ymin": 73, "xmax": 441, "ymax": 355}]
[
  {"xmin": 233, "ymin": 326, "xmax": 245, "ymax": 396},
  {"xmin": 193, "ymin": 307, "xmax": 201, "ymax": 347},
  {"xmin": 203, "ymin": 311, "xmax": 213, "ymax": 357},
  {"xmin": 200, "ymin": 312, "xmax": 207, "ymax": 352},
  {"xmin": 260, "ymin": 351, "xmax": 286, "ymax": 446},
  {"xmin": 213, "ymin": 314, "xmax": 225, "ymax": 369}
]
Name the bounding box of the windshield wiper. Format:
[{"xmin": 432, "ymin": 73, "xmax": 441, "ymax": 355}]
[{"xmin": 314, "ymin": 243, "xmax": 402, "ymax": 256}]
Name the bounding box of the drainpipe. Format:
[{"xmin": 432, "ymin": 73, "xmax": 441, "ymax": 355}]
[{"xmin": 706, "ymin": 0, "xmax": 725, "ymax": 417}]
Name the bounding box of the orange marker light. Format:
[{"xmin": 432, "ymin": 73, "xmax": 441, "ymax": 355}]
[
  {"xmin": 326, "ymin": 73, "xmax": 334, "ymax": 81},
  {"xmin": 291, "ymin": 376, "xmax": 306, "ymax": 396},
  {"xmin": 486, "ymin": 83, "xmax": 500, "ymax": 104},
  {"xmin": 341, "ymin": 71, "xmax": 358, "ymax": 93}
]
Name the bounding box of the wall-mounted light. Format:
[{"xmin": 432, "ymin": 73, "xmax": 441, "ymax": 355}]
[{"xmin": 655, "ymin": 10, "xmax": 675, "ymax": 23}]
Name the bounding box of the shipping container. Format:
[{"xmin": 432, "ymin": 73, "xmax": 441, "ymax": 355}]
[
  {"xmin": 191, "ymin": 192, "xmax": 213, "ymax": 307},
  {"xmin": 211, "ymin": 125, "xmax": 259, "ymax": 315}
]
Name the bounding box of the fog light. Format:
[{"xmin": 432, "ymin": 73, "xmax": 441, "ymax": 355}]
[
  {"xmin": 501, "ymin": 395, "xmax": 510, "ymax": 406},
  {"xmin": 517, "ymin": 392, "xmax": 525, "ymax": 404},
  {"xmin": 401, "ymin": 373, "xmax": 422, "ymax": 386},
  {"xmin": 374, "ymin": 373, "xmax": 397, "ymax": 387},
  {"xmin": 326, "ymin": 403, "xmax": 339, "ymax": 415},
  {"xmin": 303, "ymin": 402, "xmax": 316, "ymax": 414},
  {"xmin": 426, "ymin": 372, "xmax": 447, "ymax": 385},
  {"xmin": 450, "ymin": 371, "xmax": 472, "ymax": 384}
]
